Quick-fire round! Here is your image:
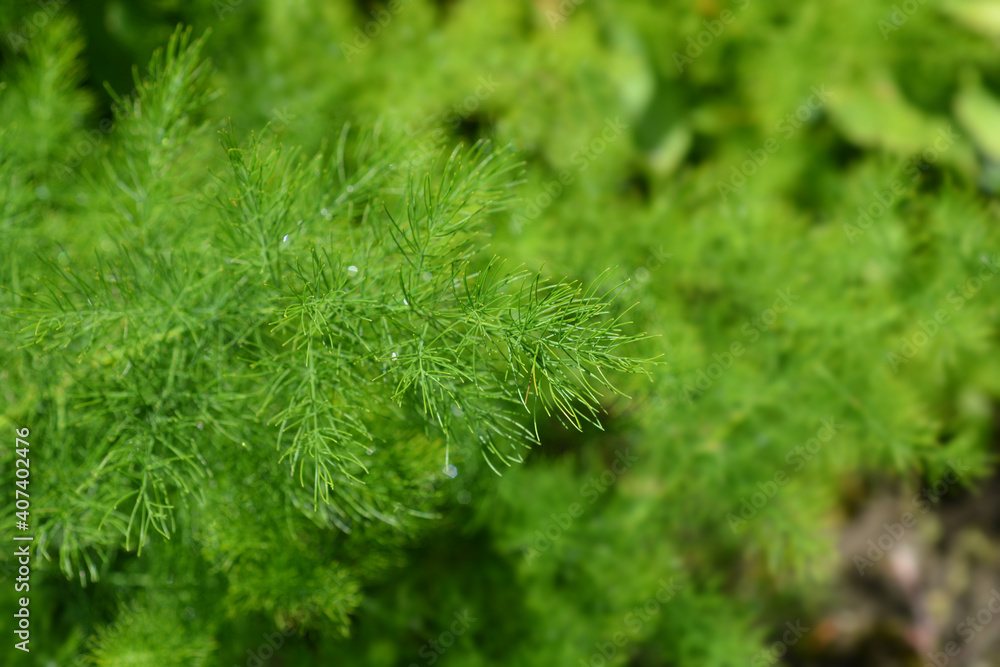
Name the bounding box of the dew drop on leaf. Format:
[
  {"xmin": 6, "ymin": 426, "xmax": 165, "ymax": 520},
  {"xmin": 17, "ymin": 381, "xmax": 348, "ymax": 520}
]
[{"xmin": 443, "ymin": 464, "xmax": 457, "ymax": 478}]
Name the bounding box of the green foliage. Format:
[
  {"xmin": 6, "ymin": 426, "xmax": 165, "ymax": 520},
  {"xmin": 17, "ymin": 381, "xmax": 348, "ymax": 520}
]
[
  {"xmin": 3, "ymin": 1, "xmax": 1000, "ymax": 666},
  {"xmin": 1, "ymin": 15, "xmax": 649, "ymax": 665},
  {"xmin": 84, "ymin": 599, "xmax": 216, "ymax": 667}
]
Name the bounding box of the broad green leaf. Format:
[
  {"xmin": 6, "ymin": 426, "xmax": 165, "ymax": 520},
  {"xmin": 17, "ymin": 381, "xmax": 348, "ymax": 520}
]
[
  {"xmin": 955, "ymin": 75, "xmax": 1000, "ymax": 160},
  {"xmin": 827, "ymin": 73, "xmax": 976, "ymax": 173},
  {"xmin": 942, "ymin": 0, "xmax": 1000, "ymax": 38}
]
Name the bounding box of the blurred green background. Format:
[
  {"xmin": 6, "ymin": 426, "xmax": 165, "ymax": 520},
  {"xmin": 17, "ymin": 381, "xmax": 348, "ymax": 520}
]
[{"xmin": 4, "ymin": 0, "xmax": 1000, "ymax": 665}]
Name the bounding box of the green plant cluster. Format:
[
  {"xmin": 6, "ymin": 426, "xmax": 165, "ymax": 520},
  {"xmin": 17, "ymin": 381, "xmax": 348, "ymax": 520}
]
[{"xmin": 3, "ymin": 1, "xmax": 1000, "ymax": 665}]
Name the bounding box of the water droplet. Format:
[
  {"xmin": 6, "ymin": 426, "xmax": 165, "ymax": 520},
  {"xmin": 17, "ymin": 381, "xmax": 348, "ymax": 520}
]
[
  {"xmin": 196, "ymin": 421, "xmax": 204, "ymax": 431},
  {"xmin": 35, "ymin": 185, "xmax": 50, "ymax": 200},
  {"xmin": 282, "ymin": 234, "xmax": 290, "ymax": 243},
  {"xmin": 346, "ymin": 185, "xmax": 355, "ymax": 193},
  {"xmin": 57, "ymin": 251, "xmax": 70, "ymax": 266},
  {"xmin": 366, "ymin": 446, "xmax": 376, "ymax": 455},
  {"xmin": 443, "ymin": 464, "xmax": 457, "ymax": 478},
  {"xmin": 320, "ymin": 208, "xmax": 329, "ymax": 216},
  {"xmin": 348, "ymin": 265, "xmax": 358, "ymax": 276},
  {"xmin": 457, "ymin": 490, "xmax": 471, "ymax": 504},
  {"xmin": 422, "ymin": 272, "xmax": 432, "ymax": 282},
  {"xmin": 403, "ymin": 298, "xmax": 408, "ymax": 305},
  {"xmin": 451, "ymin": 404, "xmax": 464, "ymax": 418},
  {"xmin": 390, "ymin": 351, "xmax": 398, "ymax": 360}
]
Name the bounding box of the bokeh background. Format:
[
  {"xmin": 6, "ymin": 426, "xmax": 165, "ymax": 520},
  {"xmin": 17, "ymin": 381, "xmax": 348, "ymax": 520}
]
[{"xmin": 3, "ymin": 0, "xmax": 1000, "ymax": 665}]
